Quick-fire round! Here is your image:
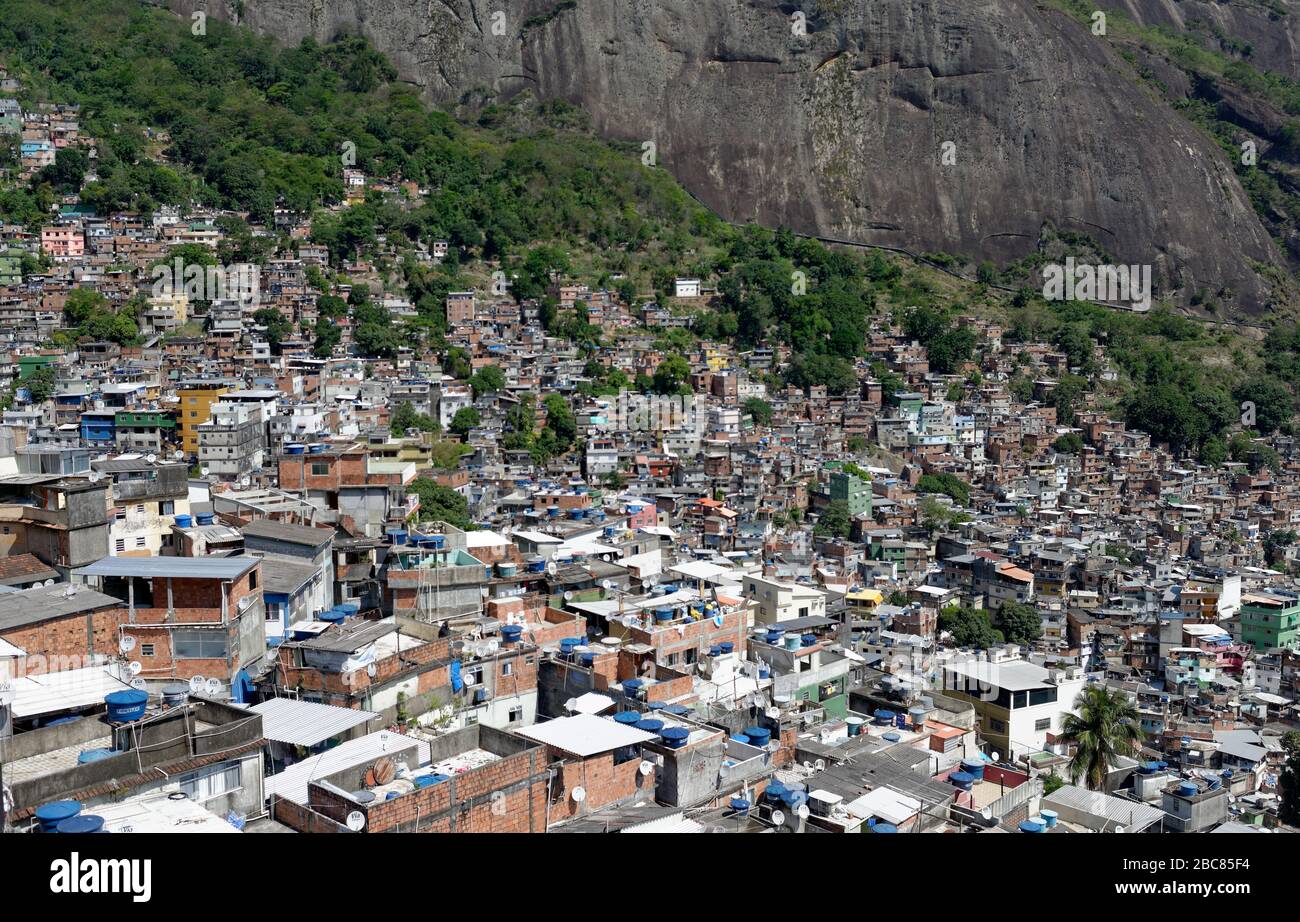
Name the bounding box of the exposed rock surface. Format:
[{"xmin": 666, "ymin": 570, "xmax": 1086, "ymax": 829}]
[{"xmin": 161, "ymin": 0, "xmax": 1293, "ymax": 312}]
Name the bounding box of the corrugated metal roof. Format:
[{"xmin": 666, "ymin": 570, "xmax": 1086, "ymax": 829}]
[
  {"xmin": 10, "ymin": 664, "xmax": 135, "ymax": 719},
  {"xmin": 1042, "ymin": 785, "xmax": 1166, "ymax": 831},
  {"xmin": 248, "ymin": 698, "xmax": 379, "ymax": 747},
  {"xmin": 265, "ymin": 731, "xmax": 431, "ymax": 805},
  {"xmin": 75, "ymin": 555, "xmax": 257, "ymax": 580},
  {"xmin": 0, "ymin": 584, "xmax": 122, "ymax": 631}
]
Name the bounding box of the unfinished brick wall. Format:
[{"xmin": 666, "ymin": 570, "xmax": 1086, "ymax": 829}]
[
  {"xmin": 0, "ymin": 605, "xmax": 128, "ymax": 669},
  {"xmin": 550, "ymin": 751, "xmax": 654, "ymax": 819}
]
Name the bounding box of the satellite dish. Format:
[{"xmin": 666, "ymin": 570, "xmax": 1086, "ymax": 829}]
[
  {"xmin": 563, "ymin": 591, "xmax": 574, "ymax": 602},
  {"xmin": 770, "ymin": 809, "xmax": 786, "ymax": 826},
  {"xmin": 173, "ymin": 450, "xmax": 184, "ymax": 459},
  {"xmin": 204, "ymin": 678, "xmax": 222, "ymax": 696},
  {"xmin": 345, "ymin": 811, "xmax": 366, "ymax": 832},
  {"xmin": 128, "ymin": 661, "xmax": 142, "ymax": 675},
  {"xmin": 146, "ymin": 453, "xmax": 157, "ymax": 464},
  {"xmin": 119, "ymin": 635, "xmax": 136, "ymax": 653},
  {"xmin": 130, "ymin": 678, "xmax": 147, "ymax": 691},
  {"xmin": 796, "ymin": 804, "xmax": 810, "ymax": 820},
  {"xmin": 601, "ymin": 579, "xmax": 615, "ymax": 591},
  {"xmin": 767, "ymin": 740, "xmax": 781, "ymax": 754},
  {"xmin": 571, "ymin": 786, "xmax": 587, "ymax": 803},
  {"xmin": 712, "ymin": 613, "xmax": 725, "ymax": 627},
  {"xmin": 766, "ymin": 706, "xmax": 780, "ymax": 719},
  {"xmin": 0, "ymin": 682, "xmax": 15, "ymax": 708},
  {"xmin": 200, "ymin": 467, "xmax": 210, "ymax": 477},
  {"xmin": 189, "ymin": 675, "xmax": 205, "ymax": 693},
  {"xmin": 638, "ymin": 760, "xmax": 654, "ymax": 776},
  {"xmin": 814, "ymin": 759, "xmax": 826, "ymax": 772}
]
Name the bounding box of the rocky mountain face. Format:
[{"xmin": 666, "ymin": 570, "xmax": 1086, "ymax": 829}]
[
  {"xmin": 1097, "ymin": 0, "xmax": 1300, "ymax": 79},
  {"xmin": 161, "ymin": 0, "xmax": 1296, "ymax": 314}
]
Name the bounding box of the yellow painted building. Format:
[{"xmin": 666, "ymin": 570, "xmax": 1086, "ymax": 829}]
[{"xmin": 177, "ymin": 383, "xmax": 229, "ymax": 455}]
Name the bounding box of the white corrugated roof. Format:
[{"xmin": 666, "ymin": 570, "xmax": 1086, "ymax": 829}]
[
  {"xmin": 248, "ymin": 697, "xmax": 379, "ymax": 747},
  {"xmin": 9, "ymin": 664, "xmax": 135, "ymax": 719},
  {"xmin": 265, "ymin": 730, "xmax": 431, "ymax": 805},
  {"xmin": 514, "ymin": 714, "xmax": 657, "ymax": 757}
]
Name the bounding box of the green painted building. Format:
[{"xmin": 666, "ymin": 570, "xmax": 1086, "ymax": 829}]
[
  {"xmin": 829, "ymin": 469, "xmax": 872, "ymax": 518},
  {"xmin": 1240, "ymin": 591, "xmax": 1300, "ymax": 651}
]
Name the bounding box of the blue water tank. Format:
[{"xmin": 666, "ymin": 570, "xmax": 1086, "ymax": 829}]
[
  {"xmin": 654, "ymin": 607, "xmax": 674, "ymax": 622},
  {"xmin": 731, "ymin": 734, "xmax": 750, "ymax": 745},
  {"xmin": 664, "ymin": 704, "xmax": 689, "ymax": 717},
  {"xmin": 709, "ymin": 645, "xmax": 722, "ymax": 657},
  {"xmin": 1040, "ymin": 809, "xmax": 1059, "ymax": 828},
  {"xmin": 882, "ymin": 732, "xmax": 901, "ymax": 743},
  {"xmin": 948, "ymin": 771, "xmax": 975, "ymax": 791},
  {"xmin": 386, "ymin": 529, "xmax": 408, "ymax": 545},
  {"xmin": 743, "ymin": 726, "xmax": 771, "ymax": 748},
  {"xmin": 635, "ymin": 719, "xmax": 665, "ymax": 734},
  {"xmin": 800, "ymin": 633, "xmax": 817, "ymax": 647},
  {"xmin": 56, "ymin": 815, "xmax": 106, "ymax": 834},
  {"xmin": 560, "ymin": 637, "xmax": 581, "ymax": 657},
  {"xmin": 873, "ymin": 709, "xmax": 896, "ymax": 726},
  {"xmin": 613, "ymin": 711, "xmax": 642, "ymax": 725},
  {"xmin": 1178, "ymin": 782, "xmax": 1198, "ymax": 797},
  {"xmin": 730, "ymin": 798, "xmax": 750, "ymax": 813},
  {"xmin": 35, "ymin": 801, "xmax": 82, "ymax": 832},
  {"xmin": 961, "ymin": 758, "xmax": 986, "ymax": 781},
  {"xmin": 104, "ymin": 689, "xmax": 149, "ymax": 723},
  {"xmin": 285, "ymin": 443, "xmax": 306, "ymax": 455},
  {"xmin": 1019, "ymin": 819, "xmax": 1046, "ymax": 834},
  {"xmin": 622, "ymin": 679, "xmax": 644, "ymax": 697},
  {"xmin": 196, "ymin": 512, "xmax": 214, "ymax": 526},
  {"xmin": 174, "ymin": 513, "xmax": 193, "ymax": 528},
  {"xmin": 500, "ymin": 624, "xmax": 522, "ymax": 646},
  {"xmin": 871, "ymin": 823, "xmax": 898, "ymax": 834},
  {"xmin": 659, "ymin": 727, "xmax": 689, "ymax": 749},
  {"xmin": 320, "ymin": 608, "xmax": 346, "ymax": 625}
]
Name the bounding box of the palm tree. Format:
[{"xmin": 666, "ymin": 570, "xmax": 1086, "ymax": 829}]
[{"xmin": 1058, "ymin": 685, "xmax": 1142, "ymax": 791}]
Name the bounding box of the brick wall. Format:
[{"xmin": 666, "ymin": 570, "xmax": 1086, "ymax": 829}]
[{"xmin": 0, "ymin": 604, "xmax": 127, "ymax": 669}]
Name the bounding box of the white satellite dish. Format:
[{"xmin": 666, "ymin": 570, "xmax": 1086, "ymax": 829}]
[
  {"xmin": 189, "ymin": 675, "xmax": 205, "ymax": 693},
  {"xmin": 0, "ymin": 682, "xmax": 15, "ymax": 708},
  {"xmin": 130, "ymin": 678, "xmax": 147, "ymax": 691},
  {"xmin": 770, "ymin": 809, "xmax": 786, "ymax": 826},
  {"xmin": 563, "ymin": 591, "xmax": 574, "ymax": 602},
  {"xmin": 367, "ymin": 663, "xmax": 377, "ymax": 678},
  {"xmin": 119, "ymin": 635, "xmax": 136, "ymax": 653},
  {"xmin": 814, "ymin": 759, "xmax": 826, "ymax": 772},
  {"xmin": 146, "ymin": 453, "xmax": 157, "ymax": 464},
  {"xmin": 200, "ymin": 467, "xmax": 210, "ymax": 477},
  {"xmin": 205, "ymin": 678, "xmax": 222, "ymax": 696},
  {"xmin": 571, "ymin": 786, "xmax": 587, "ymax": 803},
  {"xmin": 796, "ymin": 804, "xmax": 810, "ymax": 820},
  {"xmin": 601, "ymin": 579, "xmax": 615, "ymax": 591},
  {"xmin": 767, "ymin": 740, "xmax": 781, "ymax": 754},
  {"xmin": 346, "ymin": 811, "xmax": 366, "ymax": 831},
  {"xmin": 128, "ymin": 661, "xmax": 142, "ymax": 675},
  {"xmin": 638, "ymin": 760, "xmax": 654, "ymax": 776},
  {"xmin": 766, "ymin": 706, "xmax": 780, "ymax": 719}
]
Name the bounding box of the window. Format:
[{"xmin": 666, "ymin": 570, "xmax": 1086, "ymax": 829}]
[
  {"xmin": 173, "ymin": 630, "xmax": 227, "ymax": 659},
  {"xmin": 161, "ymin": 501, "xmax": 175, "ymax": 515},
  {"xmin": 1035, "ymin": 718, "xmax": 1053, "ymax": 732},
  {"xmin": 248, "ymin": 570, "xmax": 258, "ymax": 590},
  {"xmin": 990, "ymin": 718, "xmax": 1008, "ymax": 733},
  {"xmin": 180, "ymin": 762, "xmax": 241, "ymax": 801},
  {"xmin": 501, "ymin": 661, "xmax": 513, "ymax": 676},
  {"xmin": 508, "ymin": 706, "xmax": 523, "ymax": 723},
  {"xmin": 136, "ymin": 504, "xmax": 145, "ymax": 514},
  {"xmin": 140, "ymin": 643, "xmax": 155, "ymax": 657},
  {"xmin": 114, "ymin": 539, "xmax": 125, "ymax": 553},
  {"xmin": 135, "ymin": 537, "xmax": 146, "ymax": 548},
  {"xmin": 311, "ymin": 462, "xmax": 330, "ymax": 476}
]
